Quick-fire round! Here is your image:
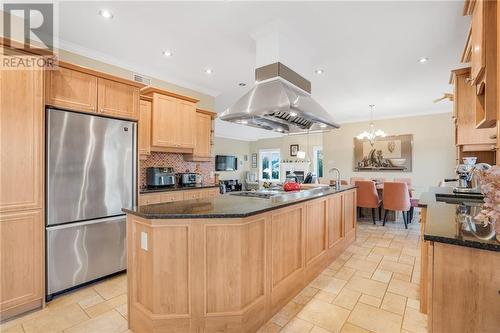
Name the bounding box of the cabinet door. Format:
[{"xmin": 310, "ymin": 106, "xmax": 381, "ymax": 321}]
[
  {"xmin": 160, "ymin": 192, "xmax": 184, "ymax": 203},
  {"xmin": 138, "ymin": 100, "xmax": 152, "ymax": 156},
  {"xmin": 0, "ymin": 209, "xmax": 44, "ymax": 316},
  {"xmin": 327, "ymin": 194, "xmax": 343, "ymax": 248},
  {"xmin": 178, "ymin": 100, "xmax": 196, "ymax": 148},
  {"xmin": 201, "ymin": 188, "xmax": 220, "ymax": 198},
  {"xmin": 193, "ymin": 112, "xmax": 212, "ymax": 157},
  {"xmin": 343, "ymin": 191, "xmax": 356, "ymax": 236},
  {"xmin": 470, "ymin": 0, "xmax": 485, "ymax": 84},
  {"xmin": 46, "ymin": 67, "xmax": 97, "ymax": 113},
  {"xmin": 151, "ymin": 94, "xmax": 180, "ymax": 148},
  {"xmin": 305, "ymin": 199, "xmax": 327, "ymax": 265},
  {"xmin": 0, "ymin": 60, "xmax": 44, "ymax": 212},
  {"xmin": 97, "ymin": 78, "xmax": 139, "ymax": 120}
]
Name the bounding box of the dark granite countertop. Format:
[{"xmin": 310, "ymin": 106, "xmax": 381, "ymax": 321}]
[
  {"xmin": 140, "ymin": 184, "xmax": 219, "ymax": 194},
  {"xmin": 124, "ymin": 186, "xmax": 356, "ymax": 219},
  {"xmin": 420, "ymin": 188, "xmax": 499, "ymax": 252},
  {"xmin": 418, "ymin": 186, "xmax": 484, "ymax": 207}
]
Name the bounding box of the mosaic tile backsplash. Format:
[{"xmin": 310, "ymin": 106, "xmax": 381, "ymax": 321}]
[{"xmin": 139, "ymin": 152, "xmax": 215, "ymax": 189}]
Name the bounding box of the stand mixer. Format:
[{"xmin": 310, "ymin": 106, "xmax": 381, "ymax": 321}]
[{"xmin": 453, "ymin": 163, "xmax": 491, "ymax": 194}]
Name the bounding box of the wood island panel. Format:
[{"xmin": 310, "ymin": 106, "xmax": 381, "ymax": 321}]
[{"xmin": 126, "ymin": 189, "xmax": 357, "ymax": 333}]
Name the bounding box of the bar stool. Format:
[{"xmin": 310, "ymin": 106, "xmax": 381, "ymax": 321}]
[
  {"xmin": 355, "ymin": 180, "xmax": 382, "ymax": 225},
  {"xmin": 382, "ymin": 182, "xmax": 411, "ymax": 229}
]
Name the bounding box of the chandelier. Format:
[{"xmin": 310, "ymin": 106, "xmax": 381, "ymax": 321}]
[{"xmin": 356, "ymin": 104, "xmax": 387, "ymax": 146}]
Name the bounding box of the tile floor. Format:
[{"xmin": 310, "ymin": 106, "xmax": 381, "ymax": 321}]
[{"xmin": 1, "ymin": 216, "xmax": 426, "ymax": 333}]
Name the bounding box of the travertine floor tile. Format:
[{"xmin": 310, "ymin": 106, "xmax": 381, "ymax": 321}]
[
  {"xmin": 371, "ymin": 247, "xmax": 401, "ymax": 258},
  {"xmin": 333, "ymin": 288, "xmax": 361, "ymax": 310},
  {"xmin": 84, "ymin": 294, "xmax": 127, "ymax": 318},
  {"xmin": 279, "ymin": 318, "xmax": 313, "ymax": 333},
  {"xmin": 344, "ymin": 277, "xmax": 387, "ymax": 298},
  {"xmin": 339, "ymin": 323, "xmax": 371, "ymax": 333},
  {"xmin": 22, "ymin": 304, "xmax": 89, "ymax": 333},
  {"xmin": 378, "ymin": 260, "xmax": 414, "ymax": 276},
  {"xmin": 406, "ymin": 298, "xmax": 420, "ymax": 310},
  {"xmin": 297, "ymin": 299, "xmax": 350, "ymax": 333},
  {"xmin": 271, "ymin": 301, "xmax": 303, "ymax": 327},
  {"xmin": 387, "ymin": 279, "xmax": 419, "ymax": 299},
  {"xmin": 344, "ymin": 258, "xmax": 379, "ymax": 273},
  {"xmin": 314, "ymin": 290, "xmax": 337, "ymax": 303},
  {"xmin": 348, "ymin": 302, "xmax": 403, "ymax": 333},
  {"xmin": 335, "ymin": 266, "xmax": 357, "ymax": 280},
  {"xmin": 381, "ymin": 292, "xmax": 407, "ymax": 315},
  {"xmin": 371, "ymin": 269, "xmax": 392, "ymax": 283},
  {"xmin": 257, "ymin": 321, "xmax": 281, "ymax": 333},
  {"xmin": 310, "ymin": 326, "xmax": 331, "ymax": 333},
  {"xmin": 64, "ymin": 310, "xmax": 127, "ymax": 333},
  {"xmin": 315, "ymin": 277, "xmax": 347, "ymax": 295},
  {"xmin": 358, "ymin": 294, "xmax": 382, "ymax": 307},
  {"xmin": 402, "ymin": 308, "xmax": 427, "ymax": 333}
]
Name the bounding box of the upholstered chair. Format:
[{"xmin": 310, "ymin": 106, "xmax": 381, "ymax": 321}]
[
  {"xmin": 355, "ymin": 180, "xmax": 382, "ymax": 224},
  {"xmin": 382, "ymin": 182, "xmax": 411, "ymax": 229}
]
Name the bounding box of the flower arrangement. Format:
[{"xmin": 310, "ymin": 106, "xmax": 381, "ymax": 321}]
[{"xmin": 475, "ymin": 166, "xmax": 500, "ymax": 238}]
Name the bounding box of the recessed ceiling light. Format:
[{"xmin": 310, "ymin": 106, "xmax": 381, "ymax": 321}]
[
  {"xmin": 314, "ymin": 69, "xmax": 324, "ymax": 75},
  {"xmin": 205, "ymin": 68, "xmax": 213, "ymax": 74},
  {"xmin": 418, "ymin": 57, "xmax": 429, "ymax": 63},
  {"xmin": 290, "ymin": 112, "xmax": 297, "ymax": 117},
  {"xmin": 238, "ymin": 120, "xmax": 248, "ymax": 125},
  {"xmin": 238, "ymin": 82, "xmax": 246, "ymax": 87},
  {"xmin": 162, "ymin": 50, "xmax": 173, "ymax": 57},
  {"xmin": 320, "ymin": 124, "xmax": 327, "ymax": 128},
  {"xmin": 99, "ymin": 9, "xmax": 114, "ymax": 19},
  {"xmin": 276, "ymin": 128, "xmax": 283, "ymax": 132}
]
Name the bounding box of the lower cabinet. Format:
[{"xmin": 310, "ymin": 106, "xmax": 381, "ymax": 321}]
[
  {"xmin": 138, "ymin": 187, "xmax": 220, "ymax": 205},
  {"xmin": 0, "ymin": 210, "xmax": 44, "ymax": 319}
]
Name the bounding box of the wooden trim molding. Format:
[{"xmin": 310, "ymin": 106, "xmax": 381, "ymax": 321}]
[{"xmin": 141, "ymin": 86, "xmax": 199, "ymax": 103}]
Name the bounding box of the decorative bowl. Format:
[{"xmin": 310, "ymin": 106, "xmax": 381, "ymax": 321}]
[{"xmin": 389, "ymin": 158, "xmax": 406, "ymax": 167}]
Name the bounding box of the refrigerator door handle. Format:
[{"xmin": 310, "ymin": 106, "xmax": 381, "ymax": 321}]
[{"xmin": 46, "ymin": 215, "xmax": 127, "ymax": 230}]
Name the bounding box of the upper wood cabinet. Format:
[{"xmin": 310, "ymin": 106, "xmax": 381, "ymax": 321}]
[
  {"xmin": 141, "ymin": 87, "xmax": 199, "ymax": 153},
  {"xmin": 451, "ymin": 67, "xmax": 496, "ymax": 146},
  {"xmin": 138, "ymin": 98, "xmax": 152, "ymax": 157},
  {"xmin": 186, "ymin": 109, "xmax": 216, "ymax": 161},
  {"xmin": 46, "ymin": 66, "xmax": 97, "ymax": 113},
  {"xmin": 97, "ymin": 78, "xmax": 139, "ymax": 120},
  {"xmin": 462, "ymin": 0, "xmax": 497, "ymax": 128},
  {"xmin": 46, "ymin": 63, "xmax": 142, "ymax": 121}
]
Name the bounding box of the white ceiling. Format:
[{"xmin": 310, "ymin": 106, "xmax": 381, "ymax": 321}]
[{"xmin": 56, "ymin": 1, "xmax": 469, "ymax": 141}]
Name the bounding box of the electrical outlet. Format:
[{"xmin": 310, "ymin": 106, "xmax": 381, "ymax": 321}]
[{"xmin": 141, "ymin": 232, "xmax": 148, "ymax": 251}]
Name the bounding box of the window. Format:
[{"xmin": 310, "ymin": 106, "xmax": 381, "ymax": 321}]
[
  {"xmin": 313, "ymin": 146, "xmax": 323, "ymax": 178},
  {"xmin": 259, "ymin": 149, "xmax": 280, "ymax": 181}
]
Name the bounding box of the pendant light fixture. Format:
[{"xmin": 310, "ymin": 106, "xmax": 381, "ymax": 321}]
[{"xmin": 356, "ymin": 104, "xmax": 387, "ymax": 146}]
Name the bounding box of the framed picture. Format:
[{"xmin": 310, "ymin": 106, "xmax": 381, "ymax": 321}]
[
  {"xmin": 290, "ymin": 144, "xmax": 299, "ymax": 156},
  {"xmin": 353, "ymin": 134, "xmax": 413, "ymax": 172},
  {"xmin": 251, "ymin": 153, "xmax": 257, "ymax": 168}
]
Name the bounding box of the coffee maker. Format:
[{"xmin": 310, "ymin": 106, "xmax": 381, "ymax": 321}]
[{"xmin": 453, "ymin": 163, "xmax": 491, "ymax": 194}]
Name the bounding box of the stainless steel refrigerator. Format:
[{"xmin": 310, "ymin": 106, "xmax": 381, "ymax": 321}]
[{"xmin": 46, "ymin": 108, "xmax": 136, "ymax": 299}]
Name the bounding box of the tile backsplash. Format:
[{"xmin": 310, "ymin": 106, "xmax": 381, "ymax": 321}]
[{"xmin": 139, "ymin": 152, "xmax": 215, "ymax": 188}]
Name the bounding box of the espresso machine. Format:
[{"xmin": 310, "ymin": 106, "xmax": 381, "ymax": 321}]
[{"xmin": 453, "ymin": 163, "xmax": 491, "ymax": 194}]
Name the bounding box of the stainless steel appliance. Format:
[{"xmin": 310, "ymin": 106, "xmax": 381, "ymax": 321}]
[
  {"xmin": 146, "ymin": 167, "xmax": 175, "ymax": 187},
  {"xmin": 46, "ymin": 109, "xmax": 136, "ymax": 299},
  {"xmin": 453, "ymin": 163, "xmax": 491, "ymax": 194},
  {"xmin": 177, "ymin": 172, "xmax": 198, "ymax": 187}
]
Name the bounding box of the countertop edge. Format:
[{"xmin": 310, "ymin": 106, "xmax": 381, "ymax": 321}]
[
  {"xmin": 423, "ymin": 234, "xmax": 500, "ymax": 252},
  {"xmin": 124, "ymin": 186, "xmax": 356, "ymax": 219},
  {"xmin": 139, "ymin": 185, "xmax": 219, "ymax": 194}
]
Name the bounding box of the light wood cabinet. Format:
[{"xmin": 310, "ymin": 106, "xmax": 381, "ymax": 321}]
[
  {"xmin": 0, "ymin": 50, "xmax": 45, "ymax": 320},
  {"xmin": 183, "ymin": 189, "xmax": 203, "ymax": 200},
  {"xmin": 161, "ymin": 192, "xmax": 185, "ymax": 203},
  {"xmin": 463, "ymin": 0, "xmax": 498, "ymax": 128},
  {"xmin": 46, "ymin": 63, "xmax": 142, "ymax": 120},
  {"xmin": 46, "ymin": 66, "xmax": 97, "ymax": 113},
  {"xmin": 328, "ymin": 193, "xmax": 344, "ymax": 248},
  {"xmin": 97, "ymin": 78, "xmax": 139, "ymax": 120},
  {"xmin": 138, "ymin": 99, "xmax": 152, "ymax": 157},
  {"xmin": 139, "ymin": 187, "xmax": 219, "ymax": 206},
  {"xmin": 427, "ymin": 242, "xmax": 500, "ymax": 333},
  {"xmin": 141, "ymin": 87, "xmax": 199, "ymax": 153},
  {"xmin": 186, "ymin": 109, "xmax": 216, "ymax": 162},
  {"xmin": 343, "ymin": 190, "xmax": 356, "ymax": 237}
]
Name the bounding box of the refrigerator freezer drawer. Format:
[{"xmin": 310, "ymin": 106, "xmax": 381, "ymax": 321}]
[{"xmin": 46, "ymin": 216, "xmax": 127, "ymax": 295}]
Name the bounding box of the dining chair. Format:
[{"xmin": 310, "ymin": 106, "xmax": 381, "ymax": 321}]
[
  {"xmin": 350, "ymin": 177, "xmax": 365, "ymax": 185},
  {"xmin": 382, "ymin": 181, "xmax": 411, "ymax": 229},
  {"xmin": 355, "ymin": 180, "xmax": 382, "ymax": 225},
  {"xmin": 341, "ymin": 180, "xmax": 349, "ymax": 185},
  {"xmin": 394, "ymin": 178, "xmax": 412, "ymax": 186}
]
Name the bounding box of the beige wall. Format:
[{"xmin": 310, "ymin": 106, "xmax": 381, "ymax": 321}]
[
  {"xmin": 322, "ymin": 112, "xmax": 456, "ymax": 196},
  {"xmin": 57, "ymin": 49, "xmax": 215, "ymax": 111},
  {"xmin": 213, "ymin": 137, "xmax": 251, "ymax": 182}
]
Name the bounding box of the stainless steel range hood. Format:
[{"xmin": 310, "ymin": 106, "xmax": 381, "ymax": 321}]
[{"xmin": 219, "ymin": 62, "xmax": 339, "ymax": 133}]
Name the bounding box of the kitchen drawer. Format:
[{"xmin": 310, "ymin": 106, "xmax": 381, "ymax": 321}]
[
  {"xmin": 139, "ymin": 193, "xmax": 161, "ymax": 206},
  {"xmin": 160, "ymin": 192, "xmax": 184, "ymax": 203},
  {"xmin": 201, "ymin": 188, "xmax": 220, "ymax": 198},
  {"xmin": 183, "ymin": 190, "xmax": 203, "ymax": 200}
]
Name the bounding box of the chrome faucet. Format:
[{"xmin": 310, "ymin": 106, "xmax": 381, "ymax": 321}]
[{"xmin": 328, "ymin": 167, "xmax": 341, "ymax": 190}]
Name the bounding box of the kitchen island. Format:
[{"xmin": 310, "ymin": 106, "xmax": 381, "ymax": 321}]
[
  {"xmin": 418, "ymin": 188, "xmax": 500, "ymax": 333},
  {"xmin": 123, "ymin": 186, "xmax": 357, "ymax": 333}
]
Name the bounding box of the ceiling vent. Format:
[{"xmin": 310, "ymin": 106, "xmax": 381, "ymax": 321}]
[{"xmin": 133, "ymin": 73, "xmax": 151, "ymax": 86}]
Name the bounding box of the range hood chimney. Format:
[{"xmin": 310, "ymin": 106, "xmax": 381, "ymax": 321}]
[{"xmin": 219, "ymin": 25, "xmax": 339, "ymax": 134}]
